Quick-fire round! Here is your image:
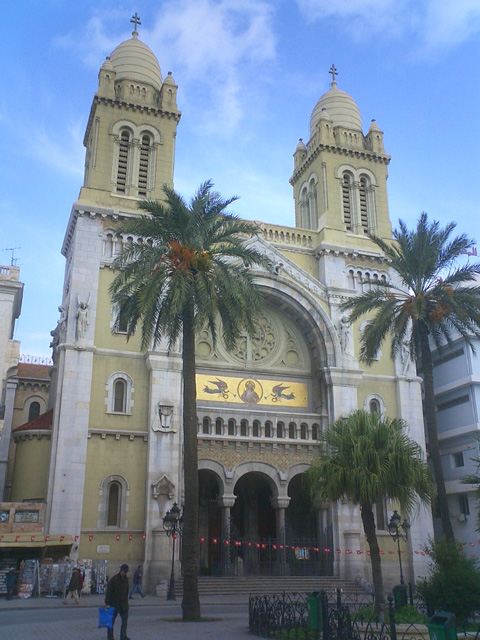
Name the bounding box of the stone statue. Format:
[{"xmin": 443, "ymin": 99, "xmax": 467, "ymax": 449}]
[
  {"xmin": 400, "ymin": 339, "xmax": 410, "ymax": 375},
  {"xmin": 76, "ymin": 295, "xmax": 90, "ymax": 341},
  {"xmin": 339, "ymin": 315, "xmax": 351, "ymax": 354}
]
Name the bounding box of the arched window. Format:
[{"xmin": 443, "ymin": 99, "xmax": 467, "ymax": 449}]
[
  {"xmin": 300, "ymin": 423, "xmax": 307, "ymax": 440},
  {"xmin": 369, "ymin": 399, "xmax": 380, "ymax": 414},
  {"xmin": 28, "ymin": 402, "xmax": 40, "ymax": 422},
  {"xmin": 202, "ymin": 417, "xmax": 210, "ymax": 434},
  {"xmin": 106, "ymin": 372, "xmax": 134, "ymax": 415},
  {"xmin": 300, "ymin": 186, "xmax": 308, "ymax": 228},
  {"xmin": 342, "ymin": 173, "xmax": 352, "ymax": 231},
  {"xmin": 312, "ymin": 424, "xmax": 319, "ymax": 440},
  {"xmin": 240, "ymin": 420, "xmax": 248, "ymax": 437},
  {"xmin": 138, "ymin": 134, "xmax": 151, "ymax": 197},
  {"xmin": 277, "ymin": 421, "xmax": 284, "ymax": 439},
  {"xmin": 215, "ymin": 418, "xmax": 223, "ymax": 435},
  {"xmin": 116, "ymin": 130, "xmax": 130, "ymax": 193},
  {"xmin": 228, "ymin": 419, "xmax": 236, "ymax": 436},
  {"xmin": 288, "ymin": 422, "xmax": 296, "ymax": 439},
  {"xmin": 113, "ymin": 379, "xmax": 126, "ymax": 413},
  {"xmin": 107, "ymin": 481, "xmax": 121, "ymax": 526},
  {"xmin": 253, "ymin": 420, "xmax": 260, "ymax": 437},
  {"xmin": 264, "ymin": 421, "xmax": 272, "ymax": 438}
]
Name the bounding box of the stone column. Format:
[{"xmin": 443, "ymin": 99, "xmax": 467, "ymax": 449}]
[
  {"xmin": 271, "ymin": 497, "xmax": 290, "ymax": 574},
  {"xmin": 0, "ymin": 377, "xmax": 18, "ymax": 499},
  {"xmin": 218, "ymin": 495, "xmax": 236, "ymax": 531}
]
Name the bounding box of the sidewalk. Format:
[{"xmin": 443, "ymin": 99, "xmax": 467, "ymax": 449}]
[{"xmin": 0, "ymin": 591, "xmax": 249, "ymax": 610}]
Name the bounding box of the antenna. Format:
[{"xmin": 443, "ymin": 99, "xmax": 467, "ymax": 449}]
[{"xmin": 4, "ymin": 247, "xmax": 21, "ymax": 266}]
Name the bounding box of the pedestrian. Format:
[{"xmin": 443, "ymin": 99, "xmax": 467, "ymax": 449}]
[
  {"xmin": 104, "ymin": 563, "xmax": 130, "ymax": 640},
  {"xmin": 129, "ymin": 565, "xmax": 145, "ymax": 599},
  {"xmin": 6, "ymin": 568, "xmax": 16, "ymax": 600},
  {"xmin": 63, "ymin": 567, "xmax": 80, "ymax": 605}
]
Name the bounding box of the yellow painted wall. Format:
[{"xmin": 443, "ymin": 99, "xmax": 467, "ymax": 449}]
[{"xmin": 11, "ymin": 436, "xmax": 51, "ymax": 502}]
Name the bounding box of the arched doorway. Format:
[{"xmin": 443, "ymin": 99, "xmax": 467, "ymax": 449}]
[{"xmin": 284, "ymin": 473, "xmax": 334, "ymax": 576}]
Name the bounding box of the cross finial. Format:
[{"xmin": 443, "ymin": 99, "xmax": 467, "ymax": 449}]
[
  {"xmin": 130, "ymin": 12, "xmax": 141, "ymax": 34},
  {"xmin": 329, "ymin": 64, "xmax": 338, "ymax": 86}
]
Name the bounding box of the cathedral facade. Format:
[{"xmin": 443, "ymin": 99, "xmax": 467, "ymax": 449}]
[{"xmin": 12, "ymin": 26, "xmax": 433, "ymax": 589}]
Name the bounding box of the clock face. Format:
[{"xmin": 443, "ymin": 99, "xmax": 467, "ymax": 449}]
[{"xmin": 0, "ymin": 511, "xmax": 9, "ymax": 523}]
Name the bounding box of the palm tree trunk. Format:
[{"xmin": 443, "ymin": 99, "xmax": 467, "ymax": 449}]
[
  {"xmin": 360, "ymin": 504, "xmax": 384, "ymax": 615},
  {"xmin": 418, "ymin": 322, "xmax": 455, "ymax": 540},
  {"xmin": 181, "ymin": 303, "xmax": 201, "ymax": 620}
]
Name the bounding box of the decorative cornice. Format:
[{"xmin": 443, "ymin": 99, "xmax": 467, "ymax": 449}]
[
  {"xmin": 88, "ymin": 429, "xmax": 148, "ymax": 442},
  {"xmin": 290, "ymin": 143, "xmax": 390, "ymax": 186}
]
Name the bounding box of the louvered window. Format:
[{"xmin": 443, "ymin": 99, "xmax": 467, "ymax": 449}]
[
  {"xmin": 116, "ymin": 131, "xmax": 130, "ymax": 193},
  {"xmin": 360, "ymin": 177, "xmax": 368, "ymax": 232},
  {"xmin": 138, "ymin": 134, "xmax": 151, "ymax": 196},
  {"xmin": 342, "ymin": 174, "xmax": 352, "ymax": 231}
]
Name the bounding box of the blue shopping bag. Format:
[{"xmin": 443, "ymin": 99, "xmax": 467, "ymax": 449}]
[{"xmin": 98, "ymin": 606, "xmax": 115, "ymax": 629}]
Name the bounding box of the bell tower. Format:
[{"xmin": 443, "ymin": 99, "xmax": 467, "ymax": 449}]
[
  {"xmin": 290, "ymin": 66, "xmax": 392, "ymax": 247},
  {"xmin": 79, "ymin": 15, "xmax": 181, "ymax": 212}
]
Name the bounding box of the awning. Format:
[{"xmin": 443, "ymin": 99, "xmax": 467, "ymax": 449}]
[{"xmin": 0, "ymin": 534, "xmax": 73, "ymax": 548}]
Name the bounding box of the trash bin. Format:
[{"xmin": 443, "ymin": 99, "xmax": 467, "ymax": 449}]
[
  {"xmin": 392, "ymin": 584, "xmax": 408, "ymax": 609},
  {"xmin": 306, "ymin": 591, "xmax": 323, "ymax": 631},
  {"xmin": 426, "ymin": 611, "xmax": 457, "ymax": 640}
]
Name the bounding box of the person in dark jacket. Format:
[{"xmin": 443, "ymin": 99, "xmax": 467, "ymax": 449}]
[
  {"xmin": 104, "ymin": 564, "xmax": 130, "ymax": 640},
  {"xmin": 63, "ymin": 567, "xmax": 80, "ymax": 605},
  {"xmin": 6, "ymin": 568, "xmax": 16, "ymax": 600}
]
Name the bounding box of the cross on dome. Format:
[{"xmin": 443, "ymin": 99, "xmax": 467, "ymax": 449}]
[
  {"xmin": 130, "ymin": 12, "xmax": 141, "ymax": 35},
  {"xmin": 329, "ymin": 64, "xmax": 338, "ymax": 87}
]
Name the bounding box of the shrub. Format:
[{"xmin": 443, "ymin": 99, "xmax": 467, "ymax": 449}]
[{"xmin": 416, "ymin": 539, "xmax": 480, "ymax": 625}]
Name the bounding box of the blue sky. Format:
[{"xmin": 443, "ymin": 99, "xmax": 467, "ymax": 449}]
[{"xmin": 2, "ymin": 0, "xmax": 480, "ymax": 359}]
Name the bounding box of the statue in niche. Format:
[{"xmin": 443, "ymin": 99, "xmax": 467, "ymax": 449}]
[
  {"xmin": 338, "ymin": 315, "xmax": 351, "ymax": 354},
  {"xmin": 76, "ymin": 294, "xmax": 90, "ymax": 341},
  {"xmin": 400, "ymin": 339, "xmax": 411, "ymax": 375}
]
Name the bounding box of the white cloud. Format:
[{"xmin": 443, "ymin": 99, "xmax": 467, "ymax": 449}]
[
  {"xmin": 295, "ymin": 0, "xmax": 480, "ymax": 54},
  {"xmin": 144, "ymin": 0, "xmax": 276, "ymax": 136}
]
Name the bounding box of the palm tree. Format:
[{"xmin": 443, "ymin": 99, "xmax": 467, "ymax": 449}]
[
  {"xmin": 109, "ymin": 181, "xmax": 272, "ymax": 620},
  {"xmin": 341, "ymin": 213, "xmax": 480, "ymax": 541},
  {"xmin": 306, "ymin": 410, "xmax": 433, "ymax": 613}
]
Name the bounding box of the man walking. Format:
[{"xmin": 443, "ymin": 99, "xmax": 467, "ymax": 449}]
[
  {"xmin": 129, "ymin": 565, "xmax": 145, "ymax": 599},
  {"xmin": 104, "ymin": 564, "xmax": 130, "ymax": 640}
]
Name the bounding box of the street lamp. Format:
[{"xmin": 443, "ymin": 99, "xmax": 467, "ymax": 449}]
[
  {"xmin": 388, "ymin": 510, "xmax": 410, "ymax": 585},
  {"xmin": 163, "ymin": 502, "xmax": 183, "ymax": 600}
]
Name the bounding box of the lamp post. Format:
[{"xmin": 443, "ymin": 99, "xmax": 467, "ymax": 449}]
[
  {"xmin": 163, "ymin": 502, "xmax": 183, "ymax": 600},
  {"xmin": 388, "ymin": 510, "xmax": 410, "ymax": 585}
]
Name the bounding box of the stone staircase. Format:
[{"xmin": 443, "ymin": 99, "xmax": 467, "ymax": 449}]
[{"xmin": 176, "ymin": 575, "xmax": 362, "ymax": 597}]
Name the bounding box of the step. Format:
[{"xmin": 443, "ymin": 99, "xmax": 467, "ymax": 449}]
[{"xmin": 175, "ymin": 576, "xmax": 361, "ymax": 596}]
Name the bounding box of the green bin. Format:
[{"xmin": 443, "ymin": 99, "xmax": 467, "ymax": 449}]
[
  {"xmin": 392, "ymin": 584, "xmax": 408, "ymax": 609},
  {"xmin": 306, "ymin": 591, "xmax": 323, "ymax": 631},
  {"xmin": 426, "ymin": 611, "xmax": 457, "ymax": 640}
]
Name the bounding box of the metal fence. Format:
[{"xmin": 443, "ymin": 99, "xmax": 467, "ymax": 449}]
[{"xmin": 249, "ymin": 588, "xmax": 430, "ymax": 640}]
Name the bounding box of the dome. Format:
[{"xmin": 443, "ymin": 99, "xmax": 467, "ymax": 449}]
[
  {"xmin": 109, "ymin": 32, "xmax": 163, "ymax": 91},
  {"xmin": 310, "ymin": 81, "xmax": 362, "ymax": 136}
]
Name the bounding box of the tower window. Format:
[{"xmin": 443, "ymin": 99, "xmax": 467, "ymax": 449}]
[
  {"xmin": 264, "ymin": 421, "xmax": 272, "ymax": 438},
  {"xmin": 253, "ymin": 420, "xmax": 260, "ymax": 437},
  {"xmin": 138, "ymin": 134, "xmax": 151, "ymax": 197},
  {"xmin": 228, "ymin": 419, "xmax": 236, "ymax": 436},
  {"xmin": 342, "ymin": 173, "xmax": 352, "ymax": 231},
  {"xmin": 116, "ymin": 130, "xmax": 130, "ymax": 193},
  {"xmin": 288, "ymin": 422, "xmax": 296, "ymax": 439},
  {"xmin": 359, "ymin": 177, "xmax": 368, "ymax": 233},
  {"xmin": 215, "ymin": 418, "xmax": 223, "ymax": 435},
  {"xmin": 277, "ymin": 421, "xmax": 284, "ymax": 439}
]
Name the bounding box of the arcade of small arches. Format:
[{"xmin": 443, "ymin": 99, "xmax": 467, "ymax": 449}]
[{"xmin": 198, "ymin": 416, "xmax": 321, "ymax": 441}]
